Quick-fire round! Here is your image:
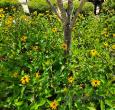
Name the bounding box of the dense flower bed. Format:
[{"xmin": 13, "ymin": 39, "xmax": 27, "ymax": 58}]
[{"xmin": 0, "ymin": 0, "xmax": 115, "ymax": 110}]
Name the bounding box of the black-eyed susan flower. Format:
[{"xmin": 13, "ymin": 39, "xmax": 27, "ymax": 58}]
[
  {"xmin": 0, "ymin": 13, "xmax": 5, "ymax": 18},
  {"xmin": 111, "ymin": 44, "xmax": 115, "ymax": 50},
  {"xmin": 5, "ymin": 16, "xmax": 14, "ymax": 27},
  {"xmin": 20, "ymin": 75, "xmax": 30, "ymax": 85},
  {"xmin": 8, "ymin": 16, "xmax": 13, "ymax": 21},
  {"xmin": 103, "ymin": 42, "xmax": 109, "ymax": 48},
  {"xmin": 52, "ymin": 28, "xmax": 57, "ymax": 33},
  {"xmin": 50, "ymin": 100, "xmax": 58, "ymax": 110},
  {"xmin": 91, "ymin": 80, "xmax": 100, "ymax": 87},
  {"xmin": 90, "ymin": 49, "xmax": 98, "ymax": 57},
  {"xmin": 62, "ymin": 43, "xmax": 67, "ymax": 50},
  {"xmin": 21, "ymin": 35, "xmax": 27, "ymax": 42},
  {"xmin": 68, "ymin": 76, "xmax": 74, "ymax": 83},
  {"xmin": 32, "ymin": 46, "xmax": 39, "ymax": 51},
  {"xmin": 5, "ymin": 20, "xmax": 12, "ymax": 26}
]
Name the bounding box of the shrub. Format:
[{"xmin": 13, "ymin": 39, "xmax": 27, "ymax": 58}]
[
  {"xmin": 0, "ymin": 0, "xmax": 18, "ymax": 6},
  {"xmin": 0, "ymin": 0, "xmax": 94, "ymax": 14}
]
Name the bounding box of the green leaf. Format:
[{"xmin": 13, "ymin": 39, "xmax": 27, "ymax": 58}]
[
  {"xmin": 87, "ymin": 107, "xmax": 96, "ymax": 110},
  {"xmin": 37, "ymin": 98, "xmax": 46, "ymax": 107},
  {"xmin": 100, "ymin": 100, "xmax": 105, "ymax": 110},
  {"xmin": 57, "ymin": 97, "xmax": 61, "ymax": 102},
  {"xmin": 15, "ymin": 101, "xmax": 23, "ymax": 106},
  {"xmin": 105, "ymin": 100, "xmax": 115, "ymax": 108},
  {"xmin": 30, "ymin": 99, "xmax": 46, "ymax": 110},
  {"xmin": 20, "ymin": 87, "xmax": 25, "ymax": 98},
  {"xmin": 30, "ymin": 103, "xmax": 39, "ymax": 110}
]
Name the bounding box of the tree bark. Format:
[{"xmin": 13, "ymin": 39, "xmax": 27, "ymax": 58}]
[{"xmin": 64, "ymin": 23, "xmax": 71, "ymax": 55}]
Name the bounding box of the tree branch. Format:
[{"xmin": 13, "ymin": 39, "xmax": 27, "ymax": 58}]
[
  {"xmin": 67, "ymin": 0, "xmax": 73, "ymax": 22},
  {"xmin": 70, "ymin": 0, "xmax": 85, "ymax": 29},
  {"xmin": 57, "ymin": 0, "xmax": 67, "ymax": 25},
  {"xmin": 46, "ymin": 0, "xmax": 63, "ymax": 21}
]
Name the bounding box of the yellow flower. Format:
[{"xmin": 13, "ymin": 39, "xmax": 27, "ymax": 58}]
[
  {"xmin": 91, "ymin": 80, "xmax": 100, "ymax": 87},
  {"xmin": 5, "ymin": 20, "xmax": 12, "ymax": 26},
  {"xmin": 20, "ymin": 75, "xmax": 30, "ymax": 85},
  {"xmin": 103, "ymin": 42, "xmax": 109, "ymax": 48},
  {"xmin": 21, "ymin": 35, "xmax": 27, "ymax": 42},
  {"xmin": 32, "ymin": 46, "xmax": 39, "ymax": 51},
  {"xmin": 52, "ymin": 28, "xmax": 57, "ymax": 33},
  {"xmin": 50, "ymin": 100, "xmax": 58, "ymax": 110},
  {"xmin": 35, "ymin": 72, "xmax": 41, "ymax": 78},
  {"xmin": 7, "ymin": 16, "xmax": 13, "ymax": 21},
  {"xmin": 0, "ymin": 13, "xmax": 5, "ymax": 18},
  {"xmin": 5, "ymin": 16, "xmax": 14, "ymax": 27},
  {"xmin": 90, "ymin": 49, "xmax": 98, "ymax": 57},
  {"xmin": 68, "ymin": 76, "xmax": 74, "ymax": 83},
  {"xmin": 62, "ymin": 43, "xmax": 67, "ymax": 50},
  {"xmin": 111, "ymin": 44, "xmax": 115, "ymax": 50},
  {"xmin": 113, "ymin": 34, "xmax": 115, "ymax": 38}
]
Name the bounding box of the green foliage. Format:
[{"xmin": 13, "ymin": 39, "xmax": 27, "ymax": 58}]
[
  {"xmin": 103, "ymin": 0, "xmax": 115, "ymax": 9},
  {"xmin": 28, "ymin": 0, "xmax": 56, "ymax": 12},
  {"xmin": 0, "ymin": 0, "xmax": 18, "ymax": 6},
  {"xmin": 0, "ymin": 0, "xmax": 94, "ymax": 13},
  {"xmin": 0, "ymin": 1, "xmax": 115, "ymax": 110},
  {"xmin": 58, "ymin": 1, "xmax": 94, "ymax": 15},
  {"xmin": 82, "ymin": 2, "xmax": 94, "ymax": 14}
]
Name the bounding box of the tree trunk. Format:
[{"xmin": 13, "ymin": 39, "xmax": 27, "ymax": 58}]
[
  {"xmin": 46, "ymin": 0, "xmax": 85, "ymax": 55},
  {"xmin": 64, "ymin": 23, "xmax": 72, "ymax": 55}
]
